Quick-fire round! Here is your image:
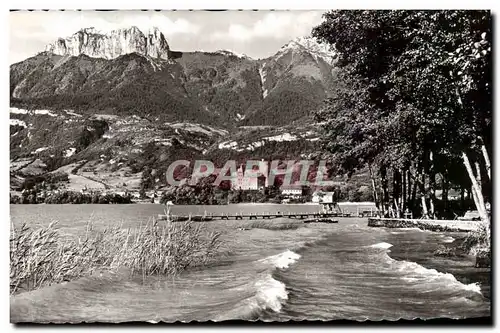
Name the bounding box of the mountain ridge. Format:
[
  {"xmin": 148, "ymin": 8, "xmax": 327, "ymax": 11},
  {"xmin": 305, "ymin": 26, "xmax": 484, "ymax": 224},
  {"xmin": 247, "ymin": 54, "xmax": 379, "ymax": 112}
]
[
  {"xmin": 10, "ymin": 27, "xmax": 342, "ymax": 192},
  {"xmin": 11, "ymin": 27, "xmax": 338, "ymax": 127},
  {"xmin": 44, "ymin": 26, "xmax": 174, "ymax": 60}
]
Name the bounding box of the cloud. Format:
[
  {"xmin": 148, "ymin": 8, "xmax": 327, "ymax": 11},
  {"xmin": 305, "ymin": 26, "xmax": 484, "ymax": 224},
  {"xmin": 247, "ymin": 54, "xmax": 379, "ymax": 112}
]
[
  {"xmin": 9, "ymin": 10, "xmax": 324, "ymax": 63},
  {"xmin": 210, "ymin": 11, "xmax": 322, "ymax": 42},
  {"xmin": 117, "ymin": 14, "xmax": 201, "ymax": 37},
  {"xmin": 10, "ymin": 11, "xmax": 200, "ymax": 43}
]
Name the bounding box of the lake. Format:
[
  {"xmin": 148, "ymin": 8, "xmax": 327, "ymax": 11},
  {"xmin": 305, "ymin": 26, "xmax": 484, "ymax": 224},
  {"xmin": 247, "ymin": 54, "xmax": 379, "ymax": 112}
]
[{"xmin": 10, "ymin": 204, "xmax": 490, "ymax": 322}]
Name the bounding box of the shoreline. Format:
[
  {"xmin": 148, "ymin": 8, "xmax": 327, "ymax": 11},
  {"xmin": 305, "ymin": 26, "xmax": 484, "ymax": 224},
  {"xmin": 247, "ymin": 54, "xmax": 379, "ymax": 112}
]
[
  {"xmin": 388, "ymin": 234, "xmax": 491, "ymax": 300},
  {"xmin": 367, "ymin": 217, "xmax": 481, "ymax": 232}
]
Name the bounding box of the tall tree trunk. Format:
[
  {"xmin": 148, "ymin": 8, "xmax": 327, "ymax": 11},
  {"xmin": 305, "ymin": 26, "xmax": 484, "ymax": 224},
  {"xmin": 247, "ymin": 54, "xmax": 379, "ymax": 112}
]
[
  {"xmin": 481, "ymin": 144, "xmax": 491, "ymax": 181},
  {"xmin": 470, "ymin": 185, "xmax": 482, "ymax": 216},
  {"xmin": 368, "ymin": 164, "xmax": 380, "ymax": 213},
  {"xmin": 407, "ymin": 167, "xmax": 413, "ymax": 210},
  {"xmin": 442, "ymin": 170, "xmax": 449, "ymax": 218},
  {"xmin": 460, "ymin": 185, "xmax": 465, "ymax": 212},
  {"xmin": 462, "ymin": 152, "xmax": 488, "ymax": 222},
  {"xmin": 402, "ymin": 169, "xmax": 407, "ymax": 212},
  {"xmin": 380, "ymin": 164, "xmax": 388, "ymax": 216},
  {"xmin": 428, "ymin": 152, "xmax": 436, "ymax": 219},
  {"xmin": 411, "ymin": 171, "xmax": 418, "ymax": 216},
  {"xmin": 420, "ymin": 167, "xmax": 428, "ymax": 218},
  {"xmin": 421, "ymin": 196, "xmax": 429, "ymax": 218},
  {"xmin": 393, "ymin": 168, "xmax": 402, "ymax": 217},
  {"xmin": 393, "ymin": 199, "xmax": 400, "ymax": 218},
  {"xmin": 420, "ymin": 150, "xmax": 434, "ymax": 218}
]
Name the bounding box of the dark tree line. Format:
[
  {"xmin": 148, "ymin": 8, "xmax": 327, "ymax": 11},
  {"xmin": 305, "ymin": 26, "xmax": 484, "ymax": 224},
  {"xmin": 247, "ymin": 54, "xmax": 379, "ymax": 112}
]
[{"xmin": 312, "ymin": 10, "xmax": 491, "ymax": 221}]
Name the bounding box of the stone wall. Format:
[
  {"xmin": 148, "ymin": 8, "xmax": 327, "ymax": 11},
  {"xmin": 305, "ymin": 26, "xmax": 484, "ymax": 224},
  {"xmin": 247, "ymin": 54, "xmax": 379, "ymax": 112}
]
[{"xmin": 367, "ymin": 218, "xmax": 480, "ymax": 232}]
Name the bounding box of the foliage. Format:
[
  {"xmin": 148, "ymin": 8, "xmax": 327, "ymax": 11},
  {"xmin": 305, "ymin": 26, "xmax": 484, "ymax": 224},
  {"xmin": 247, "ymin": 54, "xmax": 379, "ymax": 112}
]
[
  {"xmin": 460, "ymin": 222, "xmax": 491, "ymax": 256},
  {"xmin": 43, "ymin": 191, "xmax": 133, "ymax": 204},
  {"xmin": 12, "ymin": 190, "xmax": 133, "ymax": 204},
  {"xmin": 312, "ymin": 10, "xmax": 491, "ymax": 218},
  {"xmin": 160, "ymin": 176, "xmax": 228, "ymax": 205}
]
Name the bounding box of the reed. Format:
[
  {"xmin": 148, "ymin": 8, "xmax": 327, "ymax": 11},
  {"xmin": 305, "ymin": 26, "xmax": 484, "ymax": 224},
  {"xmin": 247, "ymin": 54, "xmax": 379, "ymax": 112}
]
[
  {"xmin": 461, "ymin": 221, "xmax": 491, "ymax": 257},
  {"xmin": 10, "ymin": 219, "xmax": 222, "ymax": 295},
  {"xmin": 243, "ymin": 220, "xmax": 301, "ymax": 231}
]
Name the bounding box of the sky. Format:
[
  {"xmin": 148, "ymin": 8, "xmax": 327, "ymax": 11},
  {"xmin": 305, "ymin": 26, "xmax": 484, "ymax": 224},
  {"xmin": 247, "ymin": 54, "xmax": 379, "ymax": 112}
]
[{"xmin": 9, "ymin": 10, "xmax": 326, "ymax": 64}]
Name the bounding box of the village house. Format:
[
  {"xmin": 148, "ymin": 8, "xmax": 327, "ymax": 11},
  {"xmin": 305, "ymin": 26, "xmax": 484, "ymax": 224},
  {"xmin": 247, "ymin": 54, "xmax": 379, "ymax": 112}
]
[
  {"xmin": 280, "ymin": 185, "xmax": 304, "ymax": 198},
  {"xmin": 231, "ymin": 161, "xmax": 269, "ymax": 190},
  {"xmin": 311, "ymin": 191, "xmax": 335, "ymax": 204}
]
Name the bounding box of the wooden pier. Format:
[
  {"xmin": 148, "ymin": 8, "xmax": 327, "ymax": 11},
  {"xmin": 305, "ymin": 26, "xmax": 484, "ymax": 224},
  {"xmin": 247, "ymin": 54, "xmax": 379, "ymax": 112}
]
[{"xmin": 157, "ymin": 211, "xmax": 351, "ymax": 222}]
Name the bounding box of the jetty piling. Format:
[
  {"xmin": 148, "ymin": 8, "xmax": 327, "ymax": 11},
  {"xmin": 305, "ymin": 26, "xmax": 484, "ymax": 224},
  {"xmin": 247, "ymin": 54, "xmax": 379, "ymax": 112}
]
[{"xmin": 157, "ymin": 210, "xmax": 355, "ymax": 222}]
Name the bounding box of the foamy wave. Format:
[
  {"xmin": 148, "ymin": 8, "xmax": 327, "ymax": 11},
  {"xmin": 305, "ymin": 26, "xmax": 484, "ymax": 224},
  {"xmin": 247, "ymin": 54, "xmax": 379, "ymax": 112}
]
[
  {"xmin": 254, "ymin": 275, "xmax": 288, "ymax": 312},
  {"xmin": 260, "ymin": 250, "xmax": 301, "ymax": 269},
  {"xmin": 394, "ymin": 259, "xmax": 483, "ymax": 295},
  {"xmin": 369, "ymin": 242, "xmax": 393, "ymax": 249},
  {"xmin": 462, "ymin": 282, "xmax": 482, "ymax": 294},
  {"xmin": 441, "ymin": 236, "xmax": 455, "ymax": 243},
  {"xmin": 216, "ymin": 274, "xmax": 289, "ymax": 321},
  {"xmin": 403, "ymin": 227, "xmax": 426, "ymax": 232}
]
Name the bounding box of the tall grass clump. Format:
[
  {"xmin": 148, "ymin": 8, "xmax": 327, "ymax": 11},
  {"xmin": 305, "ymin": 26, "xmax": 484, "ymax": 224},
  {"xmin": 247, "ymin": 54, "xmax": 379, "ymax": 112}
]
[
  {"xmin": 243, "ymin": 221, "xmax": 302, "ymax": 231},
  {"xmin": 461, "ymin": 222, "xmax": 491, "ymax": 257},
  {"xmin": 10, "ymin": 220, "xmax": 222, "ymax": 295}
]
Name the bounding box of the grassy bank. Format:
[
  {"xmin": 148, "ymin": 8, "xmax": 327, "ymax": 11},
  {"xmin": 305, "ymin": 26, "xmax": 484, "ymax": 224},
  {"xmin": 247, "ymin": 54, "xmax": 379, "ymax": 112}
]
[
  {"xmin": 461, "ymin": 222, "xmax": 491, "ymax": 258},
  {"xmin": 10, "ymin": 219, "xmax": 222, "ymax": 295},
  {"xmin": 243, "ymin": 220, "xmax": 302, "ymax": 231}
]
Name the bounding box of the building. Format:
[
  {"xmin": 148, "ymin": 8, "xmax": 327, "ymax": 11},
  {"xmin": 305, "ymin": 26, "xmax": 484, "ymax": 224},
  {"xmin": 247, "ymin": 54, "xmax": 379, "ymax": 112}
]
[
  {"xmin": 231, "ymin": 161, "xmax": 269, "ymax": 190},
  {"xmin": 280, "ymin": 185, "xmax": 304, "ymax": 198},
  {"xmin": 311, "ymin": 191, "xmax": 335, "ymax": 204},
  {"xmin": 435, "ymin": 189, "xmax": 461, "ymax": 200}
]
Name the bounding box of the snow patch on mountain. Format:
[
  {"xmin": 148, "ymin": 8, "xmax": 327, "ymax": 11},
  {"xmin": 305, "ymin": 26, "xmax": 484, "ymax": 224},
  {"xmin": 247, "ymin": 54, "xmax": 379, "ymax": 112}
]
[
  {"xmin": 259, "ymin": 64, "xmax": 268, "ymax": 98},
  {"xmin": 264, "ymin": 133, "xmax": 298, "ymax": 142},
  {"xmin": 64, "ymin": 110, "xmax": 82, "ymax": 117},
  {"xmin": 10, "ymin": 107, "xmax": 58, "ymax": 117},
  {"xmin": 167, "ymin": 122, "xmax": 228, "ymax": 137},
  {"xmin": 32, "ymin": 147, "xmax": 49, "ymax": 154},
  {"xmin": 10, "ymin": 119, "xmax": 27, "ymax": 128},
  {"xmin": 218, "ymin": 141, "xmax": 238, "ymax": 149},
  {"xmin": 35, "ymin": 110, "xmax": 58, "ymax": 117},
  {"xmin": 215, "ymin": 49, "xmax": 252, "ymax": 59},
  {"xmin": 278, "ymin": 36, "xmax": 337, "ymax": 65},
  {"xmin": 65, "ymin": 147, "xmax": 76, "ymax": 157},
  {"xmin": 10, "ymin": 107, "xmax": 28, "ymax": 115}
]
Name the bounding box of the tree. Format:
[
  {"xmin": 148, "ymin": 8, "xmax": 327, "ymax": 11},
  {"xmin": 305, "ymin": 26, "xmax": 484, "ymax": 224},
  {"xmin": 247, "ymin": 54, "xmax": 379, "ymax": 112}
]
[{"xmin": 312, "ymin": 10, "xmax": 491, "ymax": 221}]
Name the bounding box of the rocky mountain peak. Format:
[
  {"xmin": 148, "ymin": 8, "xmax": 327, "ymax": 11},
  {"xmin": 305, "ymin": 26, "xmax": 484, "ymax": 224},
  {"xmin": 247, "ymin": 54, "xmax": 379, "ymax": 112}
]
[
  {"xmin": 214, "ymin": 49, "xmax": 252, "ymax": 59},
  {"xmin": 45, "ymin": 26, "xmax": 171, "ymax": 60},
  {"xmin": 278, "ymin": 36, "xmax": 337, "ymax": 65}
]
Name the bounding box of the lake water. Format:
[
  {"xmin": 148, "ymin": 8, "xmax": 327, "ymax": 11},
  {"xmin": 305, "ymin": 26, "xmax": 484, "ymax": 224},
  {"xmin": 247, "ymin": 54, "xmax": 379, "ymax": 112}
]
[{"xmin": 10, "ymin": 204, "xmax": 491, "ymax": 322}]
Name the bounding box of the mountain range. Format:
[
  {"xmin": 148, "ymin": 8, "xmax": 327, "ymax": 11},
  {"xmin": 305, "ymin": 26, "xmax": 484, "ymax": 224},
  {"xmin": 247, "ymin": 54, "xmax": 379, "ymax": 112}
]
[
  {"xmin": 11, "ymin": 26, "xmax": 338, "ymax": 127},
  {"xmin": 10, "ymin": 26, "xmax": 345, "ymax": 194}
]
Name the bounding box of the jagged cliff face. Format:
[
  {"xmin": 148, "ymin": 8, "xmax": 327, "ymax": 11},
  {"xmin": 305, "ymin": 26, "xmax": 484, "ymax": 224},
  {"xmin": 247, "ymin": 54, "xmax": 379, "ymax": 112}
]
[{"xmin": 45, "ymin": 27, "xmax": 171, "ymax": 60}]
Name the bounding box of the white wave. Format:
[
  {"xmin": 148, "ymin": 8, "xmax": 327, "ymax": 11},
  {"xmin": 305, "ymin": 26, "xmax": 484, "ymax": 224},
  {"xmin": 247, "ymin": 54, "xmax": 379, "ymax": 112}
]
[
  {"xmin": 216, "ymin": 274, "xmax": 289, "ymax": 321},
  {"xmin": 369, "ymin": 242, "xmax": 394, "ymax": 249},
  {"xmin": 260, "ymin": 250, "xmax": 301, "ymax": 269},
  {"xmin": 394, "ymin": 259, "xmax": 482, "ymax": 295},
  {"xmin": 399, "ymin": 227, "xmax": 426, "ymax": 232},
  {"xmin": 441, "ymin": 236, "xmax": 455, "ymax": 243},
  {"xmin": 462, "ymin": 282, "xmax": 482, "ymax": 294},
  {"xmin": 254, "ymin": 275, "xmax": 288, "ymax": 312}
]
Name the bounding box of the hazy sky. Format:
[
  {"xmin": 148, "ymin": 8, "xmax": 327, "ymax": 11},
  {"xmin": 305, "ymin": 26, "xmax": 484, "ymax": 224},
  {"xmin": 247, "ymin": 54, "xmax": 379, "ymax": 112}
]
[{"xmin": 9, "ymin": 10, "xmax": 326, "ymax": 64}]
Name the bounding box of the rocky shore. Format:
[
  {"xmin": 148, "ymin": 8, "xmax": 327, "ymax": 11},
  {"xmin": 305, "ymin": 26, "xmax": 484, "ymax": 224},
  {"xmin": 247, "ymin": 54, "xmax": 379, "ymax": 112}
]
[
  {"xmin": 367, "ymin": 217, "xmax": 480, "ymax": 232},
  {"xmin": 369, "ymin": 217, "xmax": 490, "ymax": 269}
]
